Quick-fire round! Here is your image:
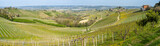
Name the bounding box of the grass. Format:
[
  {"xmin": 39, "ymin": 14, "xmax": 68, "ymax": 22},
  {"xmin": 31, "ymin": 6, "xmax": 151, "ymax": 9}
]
[
  {"xmin": 95, "ymin": 11, "xmax": 160, "ymax": 46},
  {"xmin": 76, "ymin": 10, "xmax": 148, "ymax": 46},
  {"xmin": 1, "ymin": 8, "xmax": 159, "ymax": 46},
  {"xmin": 149, "ymin": 39, "xmax": 160, "ymax": 46},
  {"xmin": 7, "ymin": 9, "xmax": 38, "ymax": 18},
  {"xmin": 90, "ymin": 9, "xmax": 143, "ymax": 30},
  {"xmin": 7, "ymin": 9, "xmax": 57, "ymax": 18},
  {"xmin": 0, "ymin": 17, "xmax": 85, "ymax": 46},
  {"xmin": 119, "ymin": 26, "xmax": 160, "ymax": 46},
  {"xmin": 115, "ymin": 11, "xmax": 146, "ymax": 24},
  {"xmin": 44, "ymin": 12, "xmax": 53, "ymax": 16},
  {"xmin": 12, "ymin": 17, "xmax": 66, "ymax": 27},
  {"xmin": 90, "ymin": 12, "xmax": 118, "ymax": 29},
  {"xmin": 0, "ymin": 17, "xmax": 84, "ymax": 40},
  {"xmin": 33, "ymin": 19, "xmax": 66, "ymax": 27},
  {"xmin": 0, "ymin": 17, "xmax": 35, "ymax": 39},
  {"xmin": 13, "ymin": 18, "xmax": 36, "ymax": 23}
]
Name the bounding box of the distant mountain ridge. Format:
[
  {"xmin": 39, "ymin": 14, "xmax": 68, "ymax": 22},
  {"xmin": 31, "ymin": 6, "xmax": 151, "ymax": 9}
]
[{"xmin": 1, "ymin": 5, "xmax": 141, "ymax": 10}]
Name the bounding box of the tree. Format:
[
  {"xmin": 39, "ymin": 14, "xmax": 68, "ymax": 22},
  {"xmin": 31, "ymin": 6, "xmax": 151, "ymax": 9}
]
[
  {"xmin": 137, "ymin": 10, "xmax": 159, "ymax": 27},
  {"xmin": 120, "ymin": 26, "xmax": 130, "ymax": 40},
  {"xmin": 146, "ymin": 10, "xmax": 159, "ymax": 27},
  {"xmin": 154, "ymin": 1, "xmax": 160, "ymax": 8}
]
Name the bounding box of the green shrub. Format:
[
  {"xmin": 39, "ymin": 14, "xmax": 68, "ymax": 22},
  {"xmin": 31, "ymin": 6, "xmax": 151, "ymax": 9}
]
[
  {"xmin": 137, "ymin": 10, "xmax": 159, "ymax": 26},
  {"xmin": 0, "ymin": 15, "xmax": 9, "ymax": 20},
  {"xmin": 44, "ymin": 12, "xmax": 52, "ymax": 16},
  {"xmin": 13, "ymin": 18, "xmax": 36, "ymax": 23},
  {"xmin": 0, "ymin": 9, "xmax": 14, "ymax": 20}
]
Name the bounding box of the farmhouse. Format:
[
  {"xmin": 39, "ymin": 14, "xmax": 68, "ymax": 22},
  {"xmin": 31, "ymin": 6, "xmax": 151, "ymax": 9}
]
[{"xmin": 141, "ymin": 5, "xmax": 150, "ymax": 11}]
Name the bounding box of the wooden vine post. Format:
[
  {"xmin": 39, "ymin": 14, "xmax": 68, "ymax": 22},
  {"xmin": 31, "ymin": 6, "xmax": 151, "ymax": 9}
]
[
  {"xmin": 84, "ymin": 38, "xmax": 86, "ymax": 46},
  {"xmin": 112, "ymin": 32, "xmax": 114, "ymax": 43},
  {"xmin": 63, "ymin": 40, "xmax": 64, "ymax": 46},
  {"xmin": 22, "ymin": 41, "xmax": 25, "ymax": 46},
  {"xmin": 96, "ymin": 36, "xmax": 97, "ymax": 46},
  {"xmin": 58, "ymin": 39, "xmax": 59, "ymax": 46},
  {"xmin": 82, "ymin": 38, "xmax": 84, "ymax": 46},
  {"xmin": 102, "ymin": 34, "xmax": 104, "ymax": 43},
  {"xmin": 92, "ymin": 37, "xmax": 95, "ymax": 46}
]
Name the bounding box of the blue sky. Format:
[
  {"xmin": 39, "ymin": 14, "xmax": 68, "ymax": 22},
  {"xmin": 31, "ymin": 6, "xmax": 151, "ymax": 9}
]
[{"xmin": 0, "ymin": 0, "xmax": 159, "ymax": 7}]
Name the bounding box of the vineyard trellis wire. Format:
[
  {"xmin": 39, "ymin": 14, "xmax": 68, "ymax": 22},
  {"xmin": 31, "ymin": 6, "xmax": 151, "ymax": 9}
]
[
  {"xmin": 0, "ymin": 31, "xmax": 118, "ymax": 46},
  {"xmin": 0, "ymin": 19, "xmax": 120, "ymax": 46}
]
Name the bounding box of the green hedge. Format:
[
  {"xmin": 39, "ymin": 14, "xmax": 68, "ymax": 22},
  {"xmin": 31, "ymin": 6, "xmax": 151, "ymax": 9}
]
[
  {"xmin": 33, "ymin": 19, "xmax": 66, "ymax": 27},
  {"xmin": 44, "ymin": 12, "xmax": 52, "ymax": 16},
  {"xmin": 13, "ymin": 18, "xmax": 36, "ymax": 23}
]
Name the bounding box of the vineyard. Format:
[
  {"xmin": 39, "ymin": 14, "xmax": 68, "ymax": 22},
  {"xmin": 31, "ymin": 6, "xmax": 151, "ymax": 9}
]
[{"xmin": 0, "ymin": 7, "xmax": 160, "ymax": 46}]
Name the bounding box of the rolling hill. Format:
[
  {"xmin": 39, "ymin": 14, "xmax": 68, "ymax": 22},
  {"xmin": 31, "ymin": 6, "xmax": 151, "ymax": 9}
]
[{"xmin": 0, "ymin": 7, "xmax": 160, "ymax": 46}]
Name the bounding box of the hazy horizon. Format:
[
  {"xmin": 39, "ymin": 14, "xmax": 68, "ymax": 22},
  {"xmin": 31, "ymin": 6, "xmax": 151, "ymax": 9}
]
[{"xmin": 0, "ymin": 0, "xmax": 159, "ymax": 7}]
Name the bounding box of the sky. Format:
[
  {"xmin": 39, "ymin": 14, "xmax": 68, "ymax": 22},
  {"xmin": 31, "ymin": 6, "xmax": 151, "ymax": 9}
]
[{"xmin": 0, "ymin": 0, "xmax": 159, "ymax": 7}]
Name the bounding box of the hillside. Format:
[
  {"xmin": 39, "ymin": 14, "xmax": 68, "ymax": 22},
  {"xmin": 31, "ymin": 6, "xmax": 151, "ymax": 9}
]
[{"xmin": 0, "ymin": 6, "xmax": 160, "ymax": 46}]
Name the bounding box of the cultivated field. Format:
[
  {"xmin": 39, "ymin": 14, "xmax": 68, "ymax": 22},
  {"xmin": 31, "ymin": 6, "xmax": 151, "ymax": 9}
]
[{"xmin": 0, "ymin": 8, "xmax": 160, "ymax": 46}]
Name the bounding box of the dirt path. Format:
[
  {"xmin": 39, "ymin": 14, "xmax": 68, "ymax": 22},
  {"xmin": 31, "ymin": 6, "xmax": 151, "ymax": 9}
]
[
  {"xmin": 95, "ymin": 12, "xmax": 120, "ymax": 29},
  {"xmin": 88, "ymin": 12, "xmax": 120, "ymax": 32},
  {"xmin": 145, "ymin": 36, "xmax": 160, "ymax": 46}
]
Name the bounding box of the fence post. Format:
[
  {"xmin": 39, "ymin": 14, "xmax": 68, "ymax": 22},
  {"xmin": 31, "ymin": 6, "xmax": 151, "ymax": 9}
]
[
  {"xmin": 76, "ymin": 39, "xmax": 78, "ymax": 46},
  {"xmin": 68, "ymin": 41, "xmax": 70, "ymax": 46},
  {"xmin": 112, "ymin": 32, "xmax": 114, "ymax": 43},
  {"xmin": 12, "ymin": 41, "xmax": 14, "ymax": 46},
  {"xmin": 34, "ymin": 42, "xmax": 36, "ymax": 46},
  {"xmin": 53, "ymin": 40, "xmax": 55, "ymax": 46},
  {"xmin": 5, "ymin": 41, "xmax": 7, "ymax": 46},
  {"xmin": 105, "ymin": 34, "xmax": 107, "ymax": 41},
  {"xmin": 88, "ymin": 38, "xmax": 90, "ymax": 46},
  {"xmin": 58, "ymin": 39, "xmax": 59, "ymax": 46},
  {"xmin": 31, "ymin": 38, "xmax": 34, "ymax": 46},
  {"xmin": 96, "ymin": 37, "xmax": 97, "ymax": 46},
  {"xmin": 102, "ymin": 34, "xmax": 103, "ymax": 43},
  {"xmin": 22, "ymin": 41, "xmax": 24, "ymax": 46},
  {"xmin": 98, "ymin": 34, "xmax": 99, "ymax": 40},
  {"xmin": 82, "ymin": 38, "xmax": 84, "ymax": 46},
  {"xmin": 84, "ymin": 39, "xmax": 85, "ymax": 46},
  {"xmin": 37, "ymin": 42, "xmax": 39, "ymax": 46},
  {"xmin": 92, "ymin": 37, "xmax": 95, "ymax": 46},
  {"xmin": 84, "ymin": 38, "xmax": 86, "ymax": 46},
  {"xmin": 63, "ymin": 40, "xmax": 64, "ymax": 46},
  {"xmin": 48, "ymin": 41, "xmax": 50, "ymax": 46},
  {"xmin": 106, "ymin": 34, "xmax": 107, "ymax": 43}
]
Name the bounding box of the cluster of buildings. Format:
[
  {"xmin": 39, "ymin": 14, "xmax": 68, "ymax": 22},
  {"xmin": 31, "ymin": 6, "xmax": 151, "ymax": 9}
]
[
  {"xmin": 141, "ymin": 5, "xmax": 150, "ymax": 11},
  {"xmin": 108, "ymin": 1, "xmax": 160, "ymax": 12},
  {"xmin": 109, "ymin": 6, "xmax": 126, "ymax": 12}
]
